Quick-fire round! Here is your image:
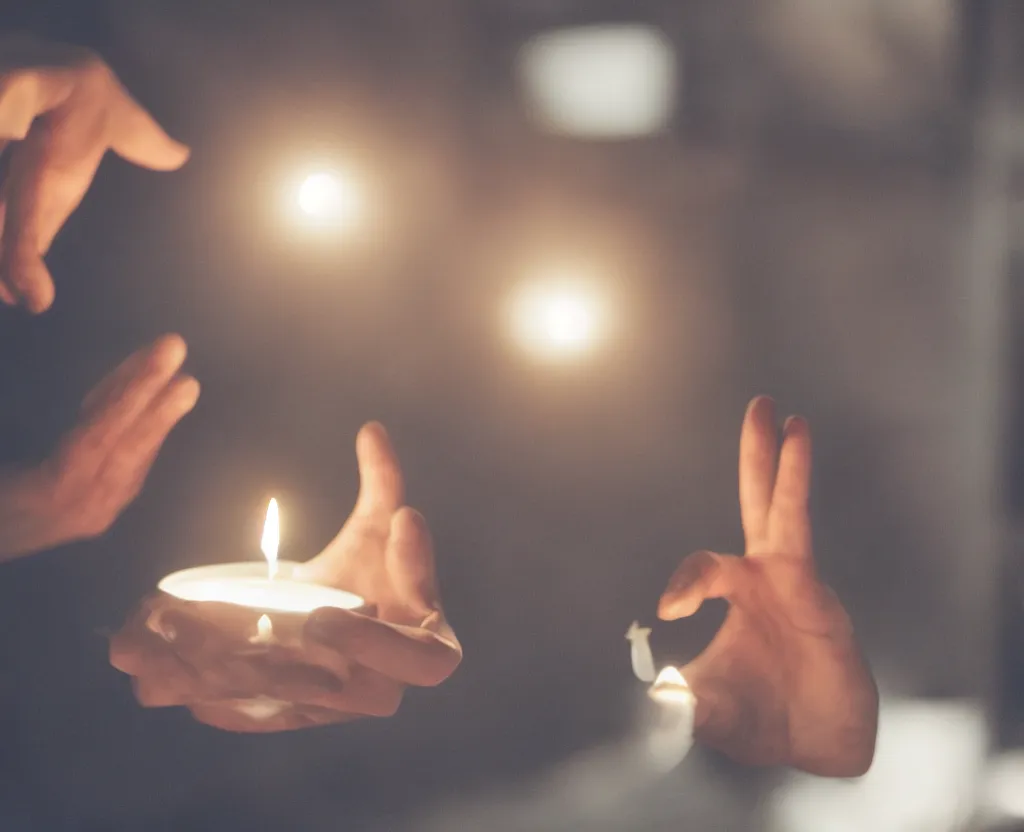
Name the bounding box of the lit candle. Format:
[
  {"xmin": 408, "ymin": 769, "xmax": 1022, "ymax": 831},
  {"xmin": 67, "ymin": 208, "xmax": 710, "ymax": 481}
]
[
  {"xmin": 648, "ymin": 665, "xmax": 696, "ymax": 711},
  {"xmin": 626, "ymin": 621, "xmax": 697, "ymax": 769},
  {"xmin": 158, "ymin": 499, "xmax": 364, "ymax": 615}
]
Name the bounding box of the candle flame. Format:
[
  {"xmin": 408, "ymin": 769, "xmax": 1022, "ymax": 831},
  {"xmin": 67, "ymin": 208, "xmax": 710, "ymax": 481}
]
[
  {"xmin": 649, "ymin": 665, "xmax": 694, "ymax": 707},
  {"xmin": 654, "ymin": 666, "xmax": 687, "ymax": 687},
  {"xmin": 262, "ymin": 498, "xmax": 280, "ymax": 579},
  {"xmin": 257, "ymin": 614, "xmax": 273, "ymax": 640}
]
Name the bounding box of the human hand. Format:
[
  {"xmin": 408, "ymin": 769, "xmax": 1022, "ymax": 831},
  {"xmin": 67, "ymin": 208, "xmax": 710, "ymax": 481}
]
[
  {"xmin": 0, "ymin": 34, "xmax": 189, "ymax": 312},
  {"xmin": 659, "ymin": 397, "xmax": 878, "ymax": 776},
  {"xmin": 109, "ymin": 423, "xmax": 462, "ymax": 732},
  {"xmin": 0, "ymin": 334, "xmax": 199, "ymax": 560}
]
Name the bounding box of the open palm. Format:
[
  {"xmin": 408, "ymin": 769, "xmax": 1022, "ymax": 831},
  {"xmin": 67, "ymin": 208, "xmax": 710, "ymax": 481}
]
[{"xmin": 659, "ymin": 397, "xmax": 878, "ymax": 776}]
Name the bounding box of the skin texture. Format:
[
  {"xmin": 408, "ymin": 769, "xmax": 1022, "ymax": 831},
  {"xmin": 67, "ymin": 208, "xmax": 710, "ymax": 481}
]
[
  {"xmin": 659, "ymin": 396, "xmax": 879, "ymax": 777},
  {"xmin": 0, "ymin": 34, "xmax": 189, "ymax": 312},
  {"xmin": 0, "ymin": 334, "xmax": 199, "ymax": 561},
  {"xmin": 110, "ymin": 423, "xmax": 463, "ymax": 732}
]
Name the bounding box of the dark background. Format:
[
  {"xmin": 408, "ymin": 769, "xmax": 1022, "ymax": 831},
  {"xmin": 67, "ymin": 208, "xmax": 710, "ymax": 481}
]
[{"xmin": 0, "ymin": 1, "xmax": 1020, "ymax": 829}]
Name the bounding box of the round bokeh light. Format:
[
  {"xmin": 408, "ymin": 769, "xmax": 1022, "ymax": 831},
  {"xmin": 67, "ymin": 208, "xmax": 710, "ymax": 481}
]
[{"xmin": 508, "ymin": 276, "xmax": 610, "ymax": 362}]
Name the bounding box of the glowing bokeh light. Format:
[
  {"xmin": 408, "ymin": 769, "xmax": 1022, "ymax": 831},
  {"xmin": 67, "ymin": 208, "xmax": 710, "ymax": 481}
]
[
  {"xmin": 509, "ymin": 277, "xmax": 610, "ymax": 362},
  {"xmin": 293, "ymin": 169, "xmax": 360, "ymax": 229}
]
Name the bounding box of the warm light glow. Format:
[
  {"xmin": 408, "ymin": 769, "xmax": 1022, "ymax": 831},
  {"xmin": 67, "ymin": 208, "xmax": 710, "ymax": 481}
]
[
  {"xmin": 649, "ymin": 666, "xmax": 694, "ymax": 707},
  {"xmin": 294, "ymin": 169, "xmax": 360, "ymax": 228},
  {"xmin": 509, "ymin": 277, "xmax": 609, "ymax": 361},
  {"xmin": 261, "ymin": 499, "xmax": 279, "ymax": 579},
  {"xmin": 655, "ymin": 666, "xmax": 686, "ymax": 686},
  {"xmin": 257, "ymin": 614, "xmax": 273, "ymax": 641}
]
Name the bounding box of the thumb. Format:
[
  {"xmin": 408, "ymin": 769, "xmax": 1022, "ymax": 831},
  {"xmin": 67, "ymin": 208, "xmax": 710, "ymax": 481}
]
[
  {"xmin": 658, "ymin": 550, "xmax": 742, "ymax": 621},
  {"xmin": 354, "ymin": 422, "xmax": 405, "ymax": 517},
  {"xmin": 386, "ymin": 507, "xmax": 441, "ymax": 619},
  {"xmin": 110, "ymin": 91, "xmax": 190, "ymax": 171}
]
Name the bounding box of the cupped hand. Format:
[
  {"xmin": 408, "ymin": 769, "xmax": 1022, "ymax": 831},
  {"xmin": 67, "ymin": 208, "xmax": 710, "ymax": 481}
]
[
  {"xmin": 0, "ymin": 334, "xmax": 199, "ymax": 560},
  {"xmin": 0, "ymin": 34, "xmax": 189, "ymax": 312},
  {"xmin": 659, "ymin": 397, "xmax": 878, "ymax": 776},
  {"xmin": 110, "ymin": 423, "xmax": 462, "ymax": 732}
]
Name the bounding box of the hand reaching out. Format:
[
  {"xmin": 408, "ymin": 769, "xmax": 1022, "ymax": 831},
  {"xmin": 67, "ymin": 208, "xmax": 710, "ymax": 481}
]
[
  {"xmin": 659, "ymin": 397, "xmax": 878, "ymax": 777},
  {"xmin": 0, "ymin": 334, "xmax": 199, "ymax": 560},
  {"xmin": 0, "ymin": 34, "xmax": 189, "ymax": 312}
]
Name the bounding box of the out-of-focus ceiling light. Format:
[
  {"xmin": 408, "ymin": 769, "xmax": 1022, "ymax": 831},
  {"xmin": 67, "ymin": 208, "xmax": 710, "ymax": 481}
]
[
  {"xmin": 516, "ymin": 24, "xmax": 677, "ymax": 139},
  {"xmin": 508, "ymin": 273, "xmax": 611, "ymax": 362},
  {"xmin": 289, "ymin": 168, "xmax": 361, "ymax": 230}
]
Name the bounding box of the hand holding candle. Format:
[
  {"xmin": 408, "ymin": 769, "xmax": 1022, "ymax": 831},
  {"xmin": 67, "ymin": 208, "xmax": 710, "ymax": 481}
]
[
  {"xmin": 109, "ymin": 422, "xmax": 461, "ymax": 732},
  {"xmin": 656, "ymin": 397, "xmax": 878, "ymax": 777}
]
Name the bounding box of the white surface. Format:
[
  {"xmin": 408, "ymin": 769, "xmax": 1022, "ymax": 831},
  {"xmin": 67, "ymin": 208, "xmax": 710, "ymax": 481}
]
[{"xmin": 158, "ymin": 561, "xmax": 364, "ymax": 613}]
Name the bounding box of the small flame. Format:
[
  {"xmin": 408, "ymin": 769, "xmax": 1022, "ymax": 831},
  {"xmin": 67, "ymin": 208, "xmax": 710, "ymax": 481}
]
[
  {"xmin": 649, "ymin": 665, "xmax": 694, "ymax": 708},
  {"xmin": 654, "ymin": 666, "xmax": 687, "ymax": 687},
  {"xmin": 262, "ymin": 498, "xmax": 280, "ymax": 579},
  {"xmin": 257, "ymin": 614, "xmax": 273, "ymax": 641}
]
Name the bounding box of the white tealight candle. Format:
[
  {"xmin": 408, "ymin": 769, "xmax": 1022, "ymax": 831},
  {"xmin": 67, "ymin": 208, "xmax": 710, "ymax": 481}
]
[
  {"xmin": 158, "ymin": 560, "xmax": 362, "ymax": 613},
  {"xmin": 158, "ymin": 499, "xmax": 363, "ymax": 615}
]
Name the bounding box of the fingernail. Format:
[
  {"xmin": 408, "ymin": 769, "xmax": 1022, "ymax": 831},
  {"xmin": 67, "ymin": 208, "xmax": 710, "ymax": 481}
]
[
  {"xmin": 747, "ymin": 395, "xmax": 774, "ymax": 416},
  {"xmin": 785, "ymin": 414, "xmax": 806, "ymax": 430}
]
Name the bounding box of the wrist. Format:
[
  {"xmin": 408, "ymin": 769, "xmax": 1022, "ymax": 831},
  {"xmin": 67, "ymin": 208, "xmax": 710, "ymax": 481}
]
[{"xmin": 0, "ymin": 465, "xmax": 75, "ymax": 560}]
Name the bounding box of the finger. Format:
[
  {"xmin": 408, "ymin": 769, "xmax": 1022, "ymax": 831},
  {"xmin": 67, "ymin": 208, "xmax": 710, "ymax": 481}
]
[
  {"xmin": 109, "ymin": 619, "xmax": 170, "ymax": 675},
  {"xmin": 98, "ymin": 373, "xmax": 200, "ymax": 495},
  {"xmin": 266, "ymin": 662, "xmax": 404, "ymax": 717},
  {"xmin": 0, "ymin": 199, "xmax": 13, "ymax": 306},
  {"xmin": 80, "ymin": 346, "xmax": 150, "ymax": 417},
  {"xmin": 188, "ymin": 702, "xmax": 359, "ymax": 733},
  {"xmin": 0, "ymin": 68, "xmax": 76, "ymax": 141},
  {"xmin": 658, "ymin": 551, "xmax": 744, "ymax": 620},
  {"xmin": 131, "ymin": 653, "xmax": 204, "ymax": 707},
  {"xmin": 109, "ymin": 88, "xmax": 190, "ymax": 170},
  {"xmin": 1, "ymin": 122, "xmax": 106, "ymax": 312},
  {"xmin": 739, "ymin": 396, "xmax": 778, "ymax": 550},
  {"xmin": 305, "ymin": 608, "xmax": 460, "ymax": 687},
  {"xmin": 385, "ymin": 507, "xmax": 440, "ymax": 621},
  {"xmin": 69, "ymin": 335, "xmax": 188, "ymax": 459},
  {"xmin": 353, "ymin": 422, "xmax": 405, "ymax": 518},
  {"xmin": 769, "ymin": 415, "xmax": 813, "ymax": 557},
  {"xmin": 110, "ymin": 622, "xmax": 211, "ymax": 707}
]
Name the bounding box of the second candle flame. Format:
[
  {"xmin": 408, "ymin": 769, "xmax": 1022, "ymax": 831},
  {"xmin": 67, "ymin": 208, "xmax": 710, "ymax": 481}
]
[
  {"xmin": 262, "ymin": 498, "xmax": 280, "ymax": 579},
  {"xmin": 256, "ymin": 614, "xmax": 273, "ymax": 642}
]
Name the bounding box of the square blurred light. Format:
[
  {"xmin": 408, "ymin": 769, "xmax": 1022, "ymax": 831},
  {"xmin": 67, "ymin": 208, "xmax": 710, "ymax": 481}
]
[
  {"xmin": 767, "ymin": 698, "xmax": 987, "ymax": 832},
  {"xmin": 516, "ymin": 24, "xmax": 677, "ymax": 139}
]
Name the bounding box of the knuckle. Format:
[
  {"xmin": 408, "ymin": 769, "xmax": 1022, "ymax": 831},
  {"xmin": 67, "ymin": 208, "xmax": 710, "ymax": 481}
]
[
  {"xmin": 71, "ymin": 49, "xmax": 110, "ymax": 80},
  {"xmin": 0, "ymin": 73, "xmax": 36, "ymax": 139},
  {"xmin": 376, "ymin": 691, "xmax": 403, "ymax": 717}
]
